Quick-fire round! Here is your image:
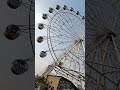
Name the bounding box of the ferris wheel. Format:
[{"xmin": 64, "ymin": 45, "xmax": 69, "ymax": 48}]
[
  {"xmin": 4, "ymin": 0, "xmax": 35, "ymax": 75},
  {"xmin": 37, "ymin": 5, "xmax": 85, "ymax": 89},
  {"xmin": 86, "ymin": 0, "xmax": 120, "ymax": 90}
]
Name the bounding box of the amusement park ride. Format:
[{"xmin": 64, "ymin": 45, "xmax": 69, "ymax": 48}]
[
  {"xmin": 4, "ymin": 0, "xmax": 85, "ymax": 89},
  {"xmin": 37, "ymin": 5, "xmax": 85, "ymax": 89},
  {"xmin": 5, "ymin": 0, "xmax": 120, "ymax": 90},
  {"xmin": 86, "ymin": 0, "xmax": 120, "ymax": 89}
]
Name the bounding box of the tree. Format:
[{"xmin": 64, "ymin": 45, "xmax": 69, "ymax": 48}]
[{"xmin": 35, "ymin": 75, "xmax": 52, "ymax": 90}]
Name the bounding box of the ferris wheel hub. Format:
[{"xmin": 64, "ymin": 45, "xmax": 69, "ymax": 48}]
[
  {"xmin": 106, "ymin": 31, "xmax": 116, "ymax": 41},
  {"xmin": 103, "ymin": 27, "xmax": 117, "ymax": 37},
  {"xmin": 93, "ymin": 31, "xmax": 116, "ymax": 42},
  {"xmin": 107, "ymin": 31, "xmax": 116, "ymax": 37},
  {"xmin": 37, "ymin": 5, "xmax": 85, "ymax": 88},
  {"xmin": 74, "ymin": 37, "xmax": 83, "ymax": 44}
]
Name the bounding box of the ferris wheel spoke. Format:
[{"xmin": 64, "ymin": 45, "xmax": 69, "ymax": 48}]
[
  {"xmin": 51, "ymin": 41, "xmax": 70, "ymax": 51},
  {"xmin": 22, "ymin": 0, "xmax": 35, "ymax": 12},
  {"xmin": 52, "ymin": 47, "xmax": 69, "ymax": 54},
  {"xmin": 55, "ymin": 18, "xmax": 76, "ymax": 38},
  {"xmin": 56, "ymin": 13, "xmax": 78, "ymax": 38},
  {"xmin": 19, "ymin": 31, "xmax": 34, "ymax": 41},
  {"xmin": 70, "ymin": 14, "xmax": 84, "ymax": 35},
  {"xmin": 49, "ymin": 42, "xmax": 69, "ymax": 50},
  {"xmin": 22, "ymin": 0, "xmax": 34, "ymax": 4},
  {"xmin": 89, "ymin": 43, "xmax": 118, "ymax": 87},
  {"xmin": 86, "ymin": 0, "xmax": 120, "ymax": 89},
  {"xmin": 51, "ymin": 18, "xmax": 67, "ymax": 31},
  {"xmin": 22, "ymin": 4, "xmax": 34, "ymax": 12},
  {"xmin": 97, "ymin": 6, "xmax": 106, "ymax": 26},
  {"xmin": 86, "ymin": 18, "xmax": 104, "ymax": 31},
  {"xmin": 57, "ymin": 12, "xmax": 74, "ymax": 30},
  {"xmin": 87, "ymin": 0, "xmax": 116, "ymax": 27},
  {"xmin": 85, "ymin": 24, "xmax": 100, "ymax": 33},
  {"xmin": 37, "ymin": 5, "xmax": 84, "ymax": 88},
  {"xmin": 85, "ymin": 27, "xmax": 97, "ymax": 33},
  {"xmin": 48, "ymin": 30, "xmax": 72, "ymax": 40},
  {"xmin": 21, "ymin": 28, "xmax": 35, "ymax": 31},
  {"xmin": 49, "ymin": 37, "xmax": 71, "ymax": 42},
  {"xmin": 86, "ymin": 1, "xmax": 105, "ymax": 27},
  {"xmin": 20, "ymin": 30, "xmax": 34, "ymax": 35},
  {"xmin": 27, "ymin": 0, "xmax": 35, "ymax": 4},
  {"xmin": 50, "ymin": 39, "xmax": 71, "ymax": 44},
  {"xmin": 52, "ymin": 14, "xmax": 72, "ymax": 32},
  {"xmin": 112, "ymin": 36, "xmax": 120, "ymax": 64},
  {"xmin": 18, "ymin": 24, "xmax": 34, "ymax": 27},
  {"xmin": 102, "ymin": 69, "xmax": 120, "ymax": 74},
  {"xmin": 96, "ymin": 39, "xmax": 110, "ymax": 89},
  {"xmin": 102, "ymin": 0, "xmax": 119, "ymax": 19},
  {"xmin": 86, "ymin": 61, "xmax": 120, "ymax": 69},
  {"xmin": 109, "ymin": 42, "xmax": 120, "ymax": 64},
  {"xmin": 48, "ymin": 27, "xmax": 73, "ymax": 40},
  {"xmin": 112, "ymin": 6, "xmax": 120, "ymax": 32},
  {"xmin": 56, "ymin": 12, "xmax": 75, "ymax": 31},
  {"xmin": 63, "ymin": 13, "xmax": 79, "ymax": 35},
  {"xmin": 19, "ymin": 28, "xmax": 34, "ymax": 31},
  {"xmin": 86, "ymin": 35, "xmax": 107, "ymax": 58},
  {"xmin": 86, "ymin": 19, "xmax": 101, "ymax": 31},
  {"xmin": 22, "ymin": 2, "xmax": 34, "ymax": 6},
  {"xmin": 50, "ymin": 38, "xmax": 71, "ymax": 45},
  {"xmin": 51, "ymin": 19, "xmax": 76, "ymax": 38},
  {"xmin": 90, "ymin": 0, "xmax": 105, "ymax": 26},
  {"xmin": 86, "ymin": 13, "xmax": 104, "ymax": 31},
  {"xmin": 72, "ymin": 18, "xmax": 84, "ymax": 37},
  {"xmin": 11, "ymin": 25, "xmax": 35, "ymax": 32},
  {"xmin": 59, "ymin": 12, "xmax": 79, "ymax": 36},
  {"xmin": 86, "ymin": 48, "xmax": 98, "ymax": 87},
  {"xmin": 114, "ymin": 39, "xmax": 120, "ymax": 50},
  {"xmin": 51, "ymin": 48, "xmax": 68, "ymax": 52},
  {"xmin": 85, "ymin": 73, "xmax": 105, "ymax": 87},
  {"xmin": 86, "ymin": 62, "xmax": 118, "ymax": 86}
]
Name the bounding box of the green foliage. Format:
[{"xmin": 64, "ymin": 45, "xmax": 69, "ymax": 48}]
[{"xmin": 35, "ymin": 75, "xmax": 47, "ymax": 89}]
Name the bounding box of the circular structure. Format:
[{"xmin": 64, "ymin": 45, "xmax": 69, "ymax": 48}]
[
  {"xmin": 37, "ymin": 5, "xmax": 85, "ymax": 89},
  {"xmin": 5, "ymin": 0, "xmax": 35, "ymax": 75},
  {"xmin": 86, "ymin": 0, "xmax": 120, "ymax": 89}
]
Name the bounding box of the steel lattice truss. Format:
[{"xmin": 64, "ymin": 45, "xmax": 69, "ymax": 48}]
[
  {"xmin": 86, "ymin": 0, "xmax": 120, "ymax": 89},
  {"xmin": 37, "ymin": 5, "xmax": 85, "ymax": 89}
]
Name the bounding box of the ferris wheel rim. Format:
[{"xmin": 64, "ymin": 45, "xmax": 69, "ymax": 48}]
[
  {"xmin": 86, "ymin": 0, "xmax": 120, "ymax": 89},
  {"xmin": 28, "ymin": 0, "xmax": 35, "ymax": 55},
  {"xmin": 37, "ymin": 5, "xmax": 85, "ymax": 88},
  {"xmin": 47, "ymin": 9, "xmax": 85, "ymax": 61}
]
